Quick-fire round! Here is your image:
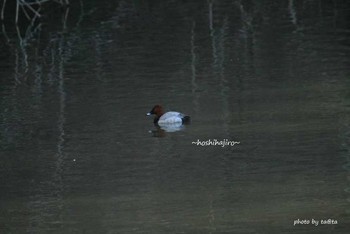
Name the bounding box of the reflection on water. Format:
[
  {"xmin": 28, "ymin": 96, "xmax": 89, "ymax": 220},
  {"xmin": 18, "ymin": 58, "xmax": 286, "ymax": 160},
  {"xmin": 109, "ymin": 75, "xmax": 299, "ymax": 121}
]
[
  {"xmin": 1, "ymin": 0, "xmax": 350, "ymax": 233},
  {"xmin": 156, "ymin": 123, "xmax": 185, "ymax": 133},
  {"xmin": 148, "ymin": 124, "xmax": 185, "ymax": 138},
  {"xmin": 342, "ymin": 123, "xmax": 350, "ymax": 216}
]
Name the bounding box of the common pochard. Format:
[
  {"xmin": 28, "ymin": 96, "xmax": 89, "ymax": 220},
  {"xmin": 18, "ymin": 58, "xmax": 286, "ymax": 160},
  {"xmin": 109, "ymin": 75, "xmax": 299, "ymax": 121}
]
[{"xmin": 146, "ymin": 105, "xmax": 190, "ymax": 125}]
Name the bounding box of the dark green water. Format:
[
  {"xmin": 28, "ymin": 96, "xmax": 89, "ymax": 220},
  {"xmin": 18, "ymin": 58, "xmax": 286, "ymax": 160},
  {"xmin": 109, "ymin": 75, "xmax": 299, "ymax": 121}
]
[{"xmin": 1, "ymin": 1, "xmax": 350, "ymax": 233}]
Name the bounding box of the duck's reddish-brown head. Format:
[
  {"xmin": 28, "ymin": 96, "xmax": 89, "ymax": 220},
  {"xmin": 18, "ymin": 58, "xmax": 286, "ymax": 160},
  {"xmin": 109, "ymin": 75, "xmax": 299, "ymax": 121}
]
[
  {"xmin": 146, "ymin": 105, "xmax": 164, "ymax": 123},
  {"xmin": 146, "ymin": 105, "xmax": 164, "ymax": 117}
]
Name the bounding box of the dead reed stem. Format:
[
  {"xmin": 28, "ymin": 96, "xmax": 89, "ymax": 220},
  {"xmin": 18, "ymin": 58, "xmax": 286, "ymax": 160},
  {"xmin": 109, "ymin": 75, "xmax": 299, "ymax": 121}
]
[{"xmin": 1, "ymin": 0, "xmax": 68, "ymax": 23}]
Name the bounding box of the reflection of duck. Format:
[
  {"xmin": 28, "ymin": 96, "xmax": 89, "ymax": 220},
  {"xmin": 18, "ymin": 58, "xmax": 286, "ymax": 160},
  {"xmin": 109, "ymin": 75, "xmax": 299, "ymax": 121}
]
[
  {"xmin": 146, "ymin": 105, "xmax": 190, "ymax": 133},
  {"xmin": 149, "ymin": 126, "xmax": 166, "ymax": 137},
  {"xmin": 149, "ymin": 123, "xmax": 184, "ymax": 137}
]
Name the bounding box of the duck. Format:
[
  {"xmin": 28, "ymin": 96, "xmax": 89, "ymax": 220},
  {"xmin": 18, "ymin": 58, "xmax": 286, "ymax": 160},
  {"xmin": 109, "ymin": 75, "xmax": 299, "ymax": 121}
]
[{"xmin": 146, "ymin": 105, "xmax": 190, "ymax": 125}]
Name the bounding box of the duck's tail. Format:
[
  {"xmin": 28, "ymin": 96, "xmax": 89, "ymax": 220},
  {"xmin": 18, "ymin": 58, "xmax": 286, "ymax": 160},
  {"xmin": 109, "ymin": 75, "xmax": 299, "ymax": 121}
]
[{"xmin": 182, "ymin": 116, "xmax": 191, "ymax": 124}]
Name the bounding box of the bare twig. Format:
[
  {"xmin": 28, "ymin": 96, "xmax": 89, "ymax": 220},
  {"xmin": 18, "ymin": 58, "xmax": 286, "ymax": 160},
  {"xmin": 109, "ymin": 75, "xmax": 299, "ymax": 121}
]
[
  {"xmin": 19, "ymin": 0, "xmax": 41, "ymax": 18},
  {"xmin": 62, "ymin": 7, "xmax": 69, "ymax": 30},
  {"xmin": 1, "ymin": 0, "xmax": 7, "ymax": 21},
  {"xmin": 1, "ymin": 23, "xmax": 10, "ymax": 42},
  {"xmin": 15, "ymin": 0, "xmax": 19, "ymax": 23},
  {"xmin": 20, "ymin": 4, "xmax": 31, "ymax": 20},
  {"xmin": 3, "ymin": 0, "xmax": 68, "ymax": 23}
]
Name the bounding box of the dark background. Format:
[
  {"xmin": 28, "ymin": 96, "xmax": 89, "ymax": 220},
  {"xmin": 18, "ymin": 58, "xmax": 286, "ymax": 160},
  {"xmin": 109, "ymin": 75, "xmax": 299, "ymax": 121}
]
[{"xmin": 1, "ymin": 1, "xmax": 350, "ymax": 233}]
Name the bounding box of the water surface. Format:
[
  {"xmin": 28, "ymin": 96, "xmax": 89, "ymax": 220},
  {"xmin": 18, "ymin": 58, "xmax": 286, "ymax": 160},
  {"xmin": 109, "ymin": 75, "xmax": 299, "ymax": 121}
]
[{"xmin": 1, "ymin": 1, "xmax": 350, "ymax": 233}]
